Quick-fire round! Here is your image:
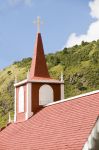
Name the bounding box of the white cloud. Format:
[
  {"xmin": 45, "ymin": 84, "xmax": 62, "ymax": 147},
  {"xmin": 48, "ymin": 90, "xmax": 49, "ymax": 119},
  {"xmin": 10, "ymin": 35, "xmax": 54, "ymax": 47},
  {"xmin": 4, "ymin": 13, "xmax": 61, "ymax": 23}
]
[
  {"xmin": 65, "ymin": 0, "xmax": 99, "ymax": 48},
  {"xmin": 89, "ymin": 0, "xmax": 99, "ymax": 19},
  {"xmin": 8, "ymin": 0, "xmax": 33, "ymax": 7}
]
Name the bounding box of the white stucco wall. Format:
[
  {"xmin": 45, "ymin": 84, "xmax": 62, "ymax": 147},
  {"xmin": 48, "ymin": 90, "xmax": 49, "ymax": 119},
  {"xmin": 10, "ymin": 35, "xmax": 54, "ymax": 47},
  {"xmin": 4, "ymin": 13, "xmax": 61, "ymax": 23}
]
[{"xmin": 83, "ymin": 118, "xmax": 99, "ymax": 150}]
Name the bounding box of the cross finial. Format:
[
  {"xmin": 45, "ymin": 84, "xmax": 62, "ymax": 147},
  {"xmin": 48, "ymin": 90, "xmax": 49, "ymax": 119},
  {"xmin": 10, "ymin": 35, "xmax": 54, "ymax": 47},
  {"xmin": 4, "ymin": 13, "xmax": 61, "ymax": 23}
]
[
  {"xmin": 8, "ymin": 112, "xmax": 11, "ymax": 123},
  {"xmin": 33, "ymin": 16, "xmax": 43, "ymax": 33},
  {"xmin": 27, "ymin": 70, "xmax": 30, "ymax": 80},
  {"xmin": 15, "ymin": 75, "xmax": 17, "ymax": 83},
  {"xmin": 61, "ymin": 72, "xmax": 64, "ymax": 82}
]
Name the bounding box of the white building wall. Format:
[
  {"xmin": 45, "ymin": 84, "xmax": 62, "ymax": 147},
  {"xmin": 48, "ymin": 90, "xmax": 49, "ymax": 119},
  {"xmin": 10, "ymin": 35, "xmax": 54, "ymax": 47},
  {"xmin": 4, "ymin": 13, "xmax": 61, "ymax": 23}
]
[{"xmin": 82, "ymin": 118, "xmax": 99, "ymax": 150}]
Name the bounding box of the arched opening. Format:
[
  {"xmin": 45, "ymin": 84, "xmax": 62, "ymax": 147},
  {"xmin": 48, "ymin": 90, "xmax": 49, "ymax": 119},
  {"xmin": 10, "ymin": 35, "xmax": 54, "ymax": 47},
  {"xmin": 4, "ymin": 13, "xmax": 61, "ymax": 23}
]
[
  {"xmin": 18, "ymin": 86, "xmax": 24, "ymax": 113},
  {"xmin": 39, "ymin": 84, "xmax": 54, "ymax": 105}
]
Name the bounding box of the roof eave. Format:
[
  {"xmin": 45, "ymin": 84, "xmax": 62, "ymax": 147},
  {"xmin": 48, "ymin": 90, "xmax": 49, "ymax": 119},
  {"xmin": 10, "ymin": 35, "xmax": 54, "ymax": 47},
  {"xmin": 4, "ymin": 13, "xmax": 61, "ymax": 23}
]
[{"xmin": 14, "ymin": 79, "xmax": 64, "ymax": 87}]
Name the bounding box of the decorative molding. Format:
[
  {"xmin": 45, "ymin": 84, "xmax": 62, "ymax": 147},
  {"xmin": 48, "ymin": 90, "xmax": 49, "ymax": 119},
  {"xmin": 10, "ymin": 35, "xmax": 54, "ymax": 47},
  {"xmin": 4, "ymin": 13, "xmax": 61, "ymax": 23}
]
[
  {"xmin": 9, "ymin": 112, "xmax": 11, "ymax": 123},
  {"xmin": 14, "ymin": 87, "xmax": 17, "ymax": 123},
  {"xmin": 61, "ymin": 72, "xmax": 64, "ymax": 82},
  {"xmin": 15, "ymin": 76, "xmax": 17, "ymax": 84},
  {"xmin": 14, "ymin": 79, "xmax": 28, "ymax": 87},
  {"xmin": 46, "ymin": 90, "xmax": 99, "ymax": 107},
  {"xmin": 18, "ymin": 86, "xmax": 24, "ymax": 113},
  {"xmin": 25, "ymin": 83, "xmax": 33, "ymax": 120},
  {"xmin": 61, "ymin": 84, "xmax": 64, "ymax": 99},
  {"xmin": 27, "ymin": 70, "xmax": 30, "ymax": 80},
  {"xmin": 25, "ymin": 112, "xmax": 33, "ymax": 121},
  {"xmin": 14, "ymin": 79, "xmax": 64, "ymax": 87}
]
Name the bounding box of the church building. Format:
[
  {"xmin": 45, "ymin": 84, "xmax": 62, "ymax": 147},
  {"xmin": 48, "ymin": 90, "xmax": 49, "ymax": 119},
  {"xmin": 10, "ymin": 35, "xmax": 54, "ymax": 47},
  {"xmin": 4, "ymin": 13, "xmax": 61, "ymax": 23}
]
[{"xmin": 0, "ymin": 17, "xmax": 99, "ymax": 150}]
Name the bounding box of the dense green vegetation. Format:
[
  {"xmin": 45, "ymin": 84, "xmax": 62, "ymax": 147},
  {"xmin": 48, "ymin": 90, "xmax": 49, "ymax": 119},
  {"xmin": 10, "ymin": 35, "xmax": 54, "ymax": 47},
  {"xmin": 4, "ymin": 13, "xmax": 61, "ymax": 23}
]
[{"xmin": 0, "ymin": 40, "xmax": 99, "ymax": 127}]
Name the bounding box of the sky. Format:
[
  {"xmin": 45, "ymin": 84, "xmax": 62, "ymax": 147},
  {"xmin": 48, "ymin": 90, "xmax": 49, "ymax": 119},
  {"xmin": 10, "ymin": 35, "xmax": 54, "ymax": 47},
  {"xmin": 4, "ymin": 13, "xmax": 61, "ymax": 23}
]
[{"xmin": 0, "ymin": 0, "xmax": 99, "ymax": 69}]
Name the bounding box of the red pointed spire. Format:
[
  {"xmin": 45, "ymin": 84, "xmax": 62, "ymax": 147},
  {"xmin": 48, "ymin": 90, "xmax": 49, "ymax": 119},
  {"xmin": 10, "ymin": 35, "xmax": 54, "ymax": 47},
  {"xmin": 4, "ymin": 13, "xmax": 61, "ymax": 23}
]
[{"xmin": 29, "ymin": 33, "xmax": 50, "ymax": 80}]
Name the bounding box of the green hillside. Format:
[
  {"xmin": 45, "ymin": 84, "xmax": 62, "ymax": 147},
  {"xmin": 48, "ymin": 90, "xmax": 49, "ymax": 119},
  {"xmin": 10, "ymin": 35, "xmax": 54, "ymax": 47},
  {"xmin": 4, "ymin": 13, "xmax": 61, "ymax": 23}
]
[{"xmin": 0, "ymin": 40, "xmax": 99, "ymax": 127}]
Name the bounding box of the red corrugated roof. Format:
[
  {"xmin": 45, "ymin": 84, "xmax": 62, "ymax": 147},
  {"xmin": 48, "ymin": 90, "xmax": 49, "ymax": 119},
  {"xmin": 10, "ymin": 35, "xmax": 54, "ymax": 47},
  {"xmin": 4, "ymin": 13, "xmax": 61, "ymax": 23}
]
[{"xmin": 0, "ymin": 92, "xmax": 99, "ymax": 150}]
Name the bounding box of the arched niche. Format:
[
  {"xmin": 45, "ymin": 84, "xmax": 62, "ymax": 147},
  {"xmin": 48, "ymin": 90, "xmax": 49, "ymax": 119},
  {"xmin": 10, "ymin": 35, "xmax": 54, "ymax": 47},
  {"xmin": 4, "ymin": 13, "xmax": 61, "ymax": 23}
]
[
  {"xmin": 39, "ymin": 84, "xmax": 54, "ymax": 105},
  {"xmin": 18, "ymin": 86, "xmax": 24, "ymax": 113}
]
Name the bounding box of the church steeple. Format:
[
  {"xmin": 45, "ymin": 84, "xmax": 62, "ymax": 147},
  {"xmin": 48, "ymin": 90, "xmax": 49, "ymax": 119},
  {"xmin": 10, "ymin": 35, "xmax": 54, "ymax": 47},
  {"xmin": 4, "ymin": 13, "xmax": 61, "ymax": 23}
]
[
  {"xmin": 29, "ymin": 18, "xmax": 50, "ymax": 79},
  {"xmin": 29, "ymin": 33, "xmax": 50, "ymax": 79},
  {"xmin": 14, "ymin": 17, "xmax": 64, "ymax": 123}
]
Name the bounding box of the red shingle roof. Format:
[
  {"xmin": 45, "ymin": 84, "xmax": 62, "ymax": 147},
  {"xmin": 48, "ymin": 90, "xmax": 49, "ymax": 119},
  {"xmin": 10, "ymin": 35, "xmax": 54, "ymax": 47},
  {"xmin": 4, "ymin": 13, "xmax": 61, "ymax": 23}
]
[{"xmin": 0, "ymin": 92, "xmax": 99, "ymax": 150}]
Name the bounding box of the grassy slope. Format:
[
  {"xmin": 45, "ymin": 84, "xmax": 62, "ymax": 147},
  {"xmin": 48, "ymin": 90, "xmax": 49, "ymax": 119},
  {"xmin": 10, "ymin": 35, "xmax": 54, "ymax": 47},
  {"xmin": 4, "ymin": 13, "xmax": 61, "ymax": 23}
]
[{"xmin": 0, "ymin": 40, "xmax": 99, "ymax": 127}]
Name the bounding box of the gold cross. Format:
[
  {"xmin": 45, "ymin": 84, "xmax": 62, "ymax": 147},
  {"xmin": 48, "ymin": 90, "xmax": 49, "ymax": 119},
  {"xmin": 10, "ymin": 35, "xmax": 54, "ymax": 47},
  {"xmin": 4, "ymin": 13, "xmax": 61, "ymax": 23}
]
[{"xmin": 33, "ymin": 16, "xmax": 43, "ymax": 33}]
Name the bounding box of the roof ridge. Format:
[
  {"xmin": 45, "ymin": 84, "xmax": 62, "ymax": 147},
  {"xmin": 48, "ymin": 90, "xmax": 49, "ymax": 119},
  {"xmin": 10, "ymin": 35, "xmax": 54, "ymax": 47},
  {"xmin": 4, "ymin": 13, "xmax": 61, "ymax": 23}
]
[{"xmin": 45, "ymin": 90, "xmax": 99, "ymax": 107}]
